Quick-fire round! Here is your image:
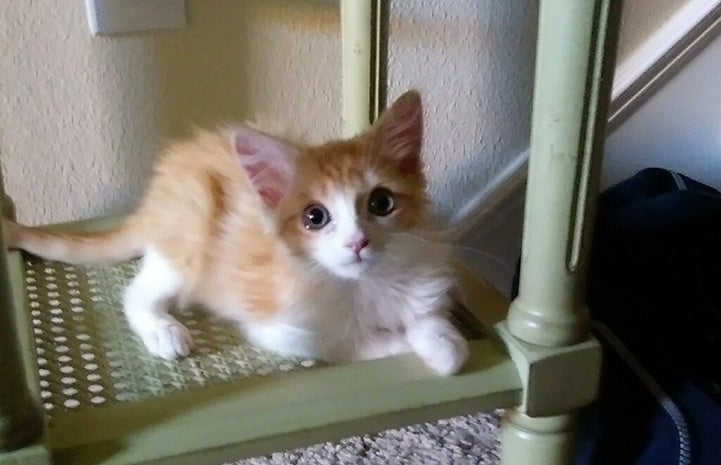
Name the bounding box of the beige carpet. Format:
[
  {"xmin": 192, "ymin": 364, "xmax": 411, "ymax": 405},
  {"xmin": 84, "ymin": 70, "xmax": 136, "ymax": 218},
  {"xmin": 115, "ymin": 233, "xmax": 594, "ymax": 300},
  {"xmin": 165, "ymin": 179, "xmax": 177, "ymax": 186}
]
[{"xmin": 234, "ymin": 411, "xmax": 502, "ymax": 465}]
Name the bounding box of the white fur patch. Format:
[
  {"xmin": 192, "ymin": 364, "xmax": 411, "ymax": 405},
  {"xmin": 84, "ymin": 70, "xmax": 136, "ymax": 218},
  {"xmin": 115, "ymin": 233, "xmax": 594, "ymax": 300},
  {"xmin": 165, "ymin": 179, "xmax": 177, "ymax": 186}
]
[
  {"xmin": 309, "ymin": 190, "xmax": 372, "ymax": 279},
  {"xmin": 406, "ymin": 316, "xmax": 469, "ymax": 375},
  {"xmin": 123, "ymin": 247, "xmax": 193, "ymax": 360},
  {"xmin": 247, "ymin": 232, "xmax": 467, "ymax": 375},
  {"xmin": 240, "ymin": 319, "xmax": 319, "ymax": 359}
]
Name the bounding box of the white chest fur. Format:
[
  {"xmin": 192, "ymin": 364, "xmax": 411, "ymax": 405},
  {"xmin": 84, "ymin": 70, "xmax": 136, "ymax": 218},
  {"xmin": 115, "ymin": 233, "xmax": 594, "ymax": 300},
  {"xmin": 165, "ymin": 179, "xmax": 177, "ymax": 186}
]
[{"xmin": 242, "ymin": 235, "xmax": 456, "ymax": 362}]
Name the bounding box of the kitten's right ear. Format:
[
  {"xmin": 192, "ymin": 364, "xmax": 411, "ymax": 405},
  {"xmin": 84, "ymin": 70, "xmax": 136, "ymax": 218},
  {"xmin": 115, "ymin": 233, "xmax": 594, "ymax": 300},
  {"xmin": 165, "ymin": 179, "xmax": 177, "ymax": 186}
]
[
  {"xmin": 371, "ymin": 90, "xmax": 423, "ymax": 174},
  {"xmin": 232, "ymin": 128, "xmax": 296, "ymax": 208}
]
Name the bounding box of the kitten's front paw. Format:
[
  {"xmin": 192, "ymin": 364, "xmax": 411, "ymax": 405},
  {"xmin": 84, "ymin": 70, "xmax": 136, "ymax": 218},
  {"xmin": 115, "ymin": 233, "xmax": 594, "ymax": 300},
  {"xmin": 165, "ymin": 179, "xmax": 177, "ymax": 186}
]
[
  {"xmin": 408, "ymin": 321, "xmax": 469, "ymax": 376},
  {"xmin": 424, "ymin": 333, "xmax": 468, "ymax": 376},
  {"xmin": 139, "ymin": 322, "xmax": 194, "ymax": 361}
]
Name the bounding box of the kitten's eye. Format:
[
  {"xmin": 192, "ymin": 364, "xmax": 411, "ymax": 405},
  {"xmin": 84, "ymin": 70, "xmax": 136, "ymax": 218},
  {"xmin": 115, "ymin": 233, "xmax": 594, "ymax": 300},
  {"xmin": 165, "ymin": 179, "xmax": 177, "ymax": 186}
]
[
  {"xmin": 368, "ymin": 187, "xmax": 395, "ymax": 217},
  {"xmin": 302, "ymin": 204, "xmax": 331, "ymax": 230}
]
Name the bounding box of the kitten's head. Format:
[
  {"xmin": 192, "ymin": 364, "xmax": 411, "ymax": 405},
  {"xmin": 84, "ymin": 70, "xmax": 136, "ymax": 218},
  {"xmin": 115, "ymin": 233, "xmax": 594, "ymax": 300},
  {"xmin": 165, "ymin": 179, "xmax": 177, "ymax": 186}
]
[{"xmin": 233, "ymin": 90, "xmax": 427, "ymax": 279}]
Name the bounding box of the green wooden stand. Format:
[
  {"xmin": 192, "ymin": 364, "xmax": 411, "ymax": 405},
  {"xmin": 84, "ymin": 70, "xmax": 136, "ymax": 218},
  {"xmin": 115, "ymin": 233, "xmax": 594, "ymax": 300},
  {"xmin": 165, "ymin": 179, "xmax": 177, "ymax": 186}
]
[
  {"xmin": 0, "ymin": 217, "xmax": 521, "ymax": 464},
  {"xmin": 501, "ymin": 1, "xmax": 620, "ymax": 463},
  {"xmin": 1, "ymin": 1, "xmax": 621, "ymax": 464},
  {"xmin": 0, "ymin": 175, "xmax": 48, "ymax": 464}
]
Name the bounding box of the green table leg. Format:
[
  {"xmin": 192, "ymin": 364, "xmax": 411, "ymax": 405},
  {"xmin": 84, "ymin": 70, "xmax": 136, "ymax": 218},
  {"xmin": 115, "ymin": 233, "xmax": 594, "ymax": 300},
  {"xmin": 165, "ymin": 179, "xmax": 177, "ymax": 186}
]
[
  {"xmin": 0, "ymin": 176, "xmax": 44, "ymax": 455},
  {"xmin": 502, "ymin": 412, "xmax": 577, "ymax": 464},
  {"xmin": 502, "ymin": 1, "xmax": 621, "ymax": 464}
]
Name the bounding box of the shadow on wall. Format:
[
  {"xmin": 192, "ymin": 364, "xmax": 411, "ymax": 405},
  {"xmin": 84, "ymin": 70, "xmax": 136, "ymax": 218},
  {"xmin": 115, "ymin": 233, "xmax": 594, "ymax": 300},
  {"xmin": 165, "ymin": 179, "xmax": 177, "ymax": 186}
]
[
  {"xmin": 387, "ymin": 0, "xmax": 538, "ymax": 221},
  {"xmin": 96, "ymin": 0, "xmax": 341, "ymax": 196},
  {"xmin": 113, "ymin": 0, "xmax": 341, "ymax": 211},
  {"xmin": 149, "ymin": 0, "xmax": 340, "ymax": 139},
  {"xmin": 0, "ymin": 0, "xmax": 340, "ymax": 225}
]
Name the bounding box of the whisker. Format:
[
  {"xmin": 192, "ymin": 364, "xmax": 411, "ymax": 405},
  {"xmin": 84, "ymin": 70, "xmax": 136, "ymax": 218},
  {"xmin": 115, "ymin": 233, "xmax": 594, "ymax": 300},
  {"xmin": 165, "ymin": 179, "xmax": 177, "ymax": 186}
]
[{"xmin": 392, "ymin": 231, "xmax": 515, "ymax": 276}]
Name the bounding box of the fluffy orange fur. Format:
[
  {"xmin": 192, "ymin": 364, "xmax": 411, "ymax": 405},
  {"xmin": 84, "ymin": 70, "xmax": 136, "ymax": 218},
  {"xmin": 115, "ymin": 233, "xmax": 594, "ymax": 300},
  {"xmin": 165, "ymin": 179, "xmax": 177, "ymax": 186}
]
[
  {"xmin": 4, "ymin": 91, "xmax": 428, "ymax": 321},
  {"xmin": 7, "ymin": 127, "xmax": 291, "ymax": 315},
  {"xmin": 3, "ymin": 91, "xmax": 469, "ymax": 374}
]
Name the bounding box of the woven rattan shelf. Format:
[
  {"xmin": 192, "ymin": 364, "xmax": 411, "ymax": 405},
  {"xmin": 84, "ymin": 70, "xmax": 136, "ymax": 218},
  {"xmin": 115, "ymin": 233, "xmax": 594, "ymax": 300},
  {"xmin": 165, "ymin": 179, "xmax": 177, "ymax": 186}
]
[{"xmin": 4, "ymin": 218, "xmax": 521, "ymax": 465}]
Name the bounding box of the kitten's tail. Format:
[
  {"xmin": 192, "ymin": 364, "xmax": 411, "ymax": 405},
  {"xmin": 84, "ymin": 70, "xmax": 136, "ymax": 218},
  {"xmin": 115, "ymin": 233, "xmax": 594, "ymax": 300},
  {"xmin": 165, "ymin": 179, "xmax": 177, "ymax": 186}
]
[{"xmin": 2, "ymin": 217, "xmax": 145, "ymax": 265}]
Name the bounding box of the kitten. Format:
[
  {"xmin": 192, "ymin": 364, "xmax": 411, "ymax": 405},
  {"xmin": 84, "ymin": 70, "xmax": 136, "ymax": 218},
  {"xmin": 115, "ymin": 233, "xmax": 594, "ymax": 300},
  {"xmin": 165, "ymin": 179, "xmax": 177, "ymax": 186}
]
[{"xmin": 3, "ymin": 91, "xmax": 468, "ymax": 375}]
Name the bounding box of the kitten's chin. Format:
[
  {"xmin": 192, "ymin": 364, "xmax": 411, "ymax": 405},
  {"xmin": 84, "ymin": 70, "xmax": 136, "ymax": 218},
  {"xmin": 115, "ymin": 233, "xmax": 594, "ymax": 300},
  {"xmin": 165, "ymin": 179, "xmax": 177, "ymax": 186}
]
[
  {"xmin": 329, "ymin": 261, "xmax": 367, "ymax": 280},
  {"xmin": 312, "ymin": 251, "xmax": 375, "ymax": 280}
]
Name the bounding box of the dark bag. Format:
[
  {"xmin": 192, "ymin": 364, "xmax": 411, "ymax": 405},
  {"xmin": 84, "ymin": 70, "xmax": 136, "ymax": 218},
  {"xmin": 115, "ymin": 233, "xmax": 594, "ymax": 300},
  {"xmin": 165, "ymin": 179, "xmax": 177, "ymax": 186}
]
[{"xmin": 513, "ymin": 167, "xmax": 721, "ymax": 465}]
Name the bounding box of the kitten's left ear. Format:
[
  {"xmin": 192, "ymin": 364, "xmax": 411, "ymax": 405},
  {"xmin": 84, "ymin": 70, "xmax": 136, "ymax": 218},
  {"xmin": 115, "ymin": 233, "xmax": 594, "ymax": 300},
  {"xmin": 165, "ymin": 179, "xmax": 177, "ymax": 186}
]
[
  {"xmin": 232, "ymin": 128, "xmax": 296, "ymax": 208},
  {"xmin": 372, "ymin": 90, "xmax": 423, "ymax": 174}
]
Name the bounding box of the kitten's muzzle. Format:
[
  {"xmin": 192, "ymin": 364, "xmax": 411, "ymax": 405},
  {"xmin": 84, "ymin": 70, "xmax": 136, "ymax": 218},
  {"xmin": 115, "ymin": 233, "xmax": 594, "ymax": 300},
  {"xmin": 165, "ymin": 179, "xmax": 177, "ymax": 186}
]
[{"xmin": 346, "ymin": 237, "xmax": 370, "ymax": 260}]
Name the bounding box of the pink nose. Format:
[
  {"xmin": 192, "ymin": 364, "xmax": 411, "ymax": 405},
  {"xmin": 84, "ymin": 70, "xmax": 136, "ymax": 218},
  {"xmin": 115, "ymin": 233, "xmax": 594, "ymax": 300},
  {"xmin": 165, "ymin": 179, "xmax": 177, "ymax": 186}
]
[{"xmin": 347, "ymin": 237, "xmax": 370, "ymax": 255}]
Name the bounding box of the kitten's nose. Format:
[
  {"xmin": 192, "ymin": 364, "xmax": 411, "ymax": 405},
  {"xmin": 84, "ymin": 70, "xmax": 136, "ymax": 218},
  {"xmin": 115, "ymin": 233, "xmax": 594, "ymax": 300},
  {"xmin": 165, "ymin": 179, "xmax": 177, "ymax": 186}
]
[{"xmin": 347, "ymin": 237, "xmax": 370, "ymax": 256}]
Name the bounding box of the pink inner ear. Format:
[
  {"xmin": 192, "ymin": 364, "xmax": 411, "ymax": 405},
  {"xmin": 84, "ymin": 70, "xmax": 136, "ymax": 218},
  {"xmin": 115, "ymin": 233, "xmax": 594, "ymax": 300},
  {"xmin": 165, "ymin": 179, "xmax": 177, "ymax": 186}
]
[
  {"xmin": 234, "ymin": 138, "xmax": 256, "ymax": 156},
  {"xmin": 251, "ymin": 165, "xmax": 290, "ymax": 208},
  {"xmin": 232, "ymin": 128, "xmax": 295, "ymax": 208},
  {"xmin": 385, "ymin": 125, "xmax": 421, "ymax": 174},
  {"xmin": 243, "ymin": 161, "xmax": 269, "ymax": 178},
  {"xmin": 259, "ymin": 187, "xmax": 284, "ymax": 208}
]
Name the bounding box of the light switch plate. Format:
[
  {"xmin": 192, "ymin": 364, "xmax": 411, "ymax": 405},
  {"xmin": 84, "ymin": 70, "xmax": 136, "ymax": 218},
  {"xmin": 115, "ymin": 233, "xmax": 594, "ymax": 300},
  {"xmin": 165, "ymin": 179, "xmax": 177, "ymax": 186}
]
[{"xmin": 85, "ymin": 0, "xmax": 186, "ymax": 36}]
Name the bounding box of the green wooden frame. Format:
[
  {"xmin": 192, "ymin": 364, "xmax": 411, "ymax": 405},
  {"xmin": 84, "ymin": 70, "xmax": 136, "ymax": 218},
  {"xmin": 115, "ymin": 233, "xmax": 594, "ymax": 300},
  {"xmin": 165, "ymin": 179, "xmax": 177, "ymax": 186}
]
[{"xmin": 0, "ymin": 1, "xmax": 621, "ymax": 464}]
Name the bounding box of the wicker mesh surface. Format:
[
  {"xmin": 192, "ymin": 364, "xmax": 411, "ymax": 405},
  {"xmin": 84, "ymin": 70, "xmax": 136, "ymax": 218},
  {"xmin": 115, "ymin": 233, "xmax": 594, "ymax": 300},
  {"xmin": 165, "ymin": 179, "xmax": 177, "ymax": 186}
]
[
  {"xmin": 23, "ymin": 256, "xmax": 483, "ymax": 415},
  {"xmin": 24, "ymin": 257, "xmax": 316, "ymax": 414}
]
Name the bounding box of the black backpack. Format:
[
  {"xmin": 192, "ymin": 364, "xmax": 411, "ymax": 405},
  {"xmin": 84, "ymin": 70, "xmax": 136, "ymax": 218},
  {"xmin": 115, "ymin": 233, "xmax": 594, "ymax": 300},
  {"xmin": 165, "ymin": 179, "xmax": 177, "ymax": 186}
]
[{"xmin": 513, "ymin": 167, "xmax": 721, "ymax": 465}]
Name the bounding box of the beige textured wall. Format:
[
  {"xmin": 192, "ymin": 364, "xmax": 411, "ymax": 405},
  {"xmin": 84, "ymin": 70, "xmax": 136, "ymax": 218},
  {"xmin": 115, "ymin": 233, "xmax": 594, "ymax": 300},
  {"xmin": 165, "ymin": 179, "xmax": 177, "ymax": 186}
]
[
  {"xmin": 1, "ymin": 0, "xmax": 341, "ymax": 224},
  {"xmin": 0, "ymin": 1, "xmax": 688, "ymax": 226}
]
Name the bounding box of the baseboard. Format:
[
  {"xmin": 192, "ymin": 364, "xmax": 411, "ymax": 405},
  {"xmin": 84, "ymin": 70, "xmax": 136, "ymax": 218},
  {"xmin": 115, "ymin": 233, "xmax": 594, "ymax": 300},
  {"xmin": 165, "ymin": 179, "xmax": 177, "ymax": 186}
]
[
  {"xmin": 610, "ymin": 0, "xmax": 721, "ymax": 129},
  {"xmin": 448, "ymin": 0, "xmax": 721, "ymax": 241},
  {"xmin": 449, "ymin": 150, "xmax": 528, "ymax": 241}
]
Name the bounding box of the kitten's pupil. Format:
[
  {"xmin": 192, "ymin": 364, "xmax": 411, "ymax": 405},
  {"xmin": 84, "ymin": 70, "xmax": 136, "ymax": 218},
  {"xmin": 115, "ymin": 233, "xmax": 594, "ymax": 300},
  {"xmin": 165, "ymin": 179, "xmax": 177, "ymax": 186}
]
[
  {"xmin": 368, "ymin": 187, "xmax": 395, "ymax": 216},
  {"xmin": 303, "ymin": 204, "xmax": 330, "ymax": 230}
]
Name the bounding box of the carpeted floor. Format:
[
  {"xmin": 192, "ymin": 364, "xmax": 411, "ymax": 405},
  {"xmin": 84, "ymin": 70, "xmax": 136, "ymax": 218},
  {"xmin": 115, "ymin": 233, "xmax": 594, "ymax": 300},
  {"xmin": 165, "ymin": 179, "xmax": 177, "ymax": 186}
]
[{"xmin": 233, "ymin": 411, "xmax": 502, "ymax": 465}]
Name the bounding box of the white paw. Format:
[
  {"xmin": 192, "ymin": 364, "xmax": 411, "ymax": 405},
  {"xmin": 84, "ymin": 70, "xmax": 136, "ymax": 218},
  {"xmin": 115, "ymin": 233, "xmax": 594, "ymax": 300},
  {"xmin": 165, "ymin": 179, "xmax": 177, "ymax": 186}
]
[
  {"xmin": 408, "ymin": 321, "xmax": 469, "ymax": 376},
  {"xmin": 139, "ymin": 322, "xmax": 194, "ymax": 361},
  {"xmin": 421, "ymin": 333, "xmax": 469, "ymax": 376},
  {"xmin": 354, "ymin": 331, "xmax": 412, "ymax": 361}
]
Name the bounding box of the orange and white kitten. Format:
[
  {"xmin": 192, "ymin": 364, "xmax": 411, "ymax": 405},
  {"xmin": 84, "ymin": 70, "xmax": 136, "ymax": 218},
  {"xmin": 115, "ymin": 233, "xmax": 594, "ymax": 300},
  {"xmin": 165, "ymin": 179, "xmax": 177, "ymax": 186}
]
[{"xmin": 4, "ymin": 91, "xmax": 468, "ymax": 375}]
